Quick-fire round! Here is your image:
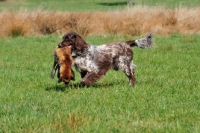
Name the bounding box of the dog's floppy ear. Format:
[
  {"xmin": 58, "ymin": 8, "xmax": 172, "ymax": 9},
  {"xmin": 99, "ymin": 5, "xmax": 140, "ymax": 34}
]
[
  {"xmin": 74, "ymin": 34, "xmax": 88, "ymax": 51},
  {"xmin": 77, "ymin": 35, "xmax": 87, "ymax": 47}
]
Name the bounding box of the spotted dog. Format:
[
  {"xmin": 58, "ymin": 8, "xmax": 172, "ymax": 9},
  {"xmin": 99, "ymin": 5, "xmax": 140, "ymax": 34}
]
[{"xmin": 58, "ymin": 31, "xmax": 153, "ymax": 87}]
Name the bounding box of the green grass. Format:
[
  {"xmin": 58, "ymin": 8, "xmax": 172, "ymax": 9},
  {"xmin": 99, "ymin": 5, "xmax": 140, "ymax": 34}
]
[
  {"xmin": 1, "ymin": 0, "xmax": 200, "ymax": 12},
  {"xmin": 0, "ymin": 34, "xmax": 200, "ymax": 132},
  {"xmin": 1, "ymin": 0, "xmax": 200, "ymax": 132},
  {"xmin": 137, "ymin": 0, "xmax": 200, "ymax": 8},
  {"xmin": 0, "ymin": 0, "xmax": 130, "ymax": 12}
]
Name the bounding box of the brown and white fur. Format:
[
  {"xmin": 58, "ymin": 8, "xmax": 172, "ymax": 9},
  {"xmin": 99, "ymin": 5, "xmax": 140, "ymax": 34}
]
[
  {"xmin": 58, "ymin": 31, "xmax": 153, "ymax": 87},
  {"xmin": 51, "ymin": 46, "xmax": 75, "ymax": 85}
]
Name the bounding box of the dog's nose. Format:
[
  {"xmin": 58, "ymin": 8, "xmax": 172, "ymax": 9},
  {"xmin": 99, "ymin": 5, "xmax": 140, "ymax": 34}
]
[{"xmin": 72, "ymin": 52, "xmax": 77, "ymax": 58}]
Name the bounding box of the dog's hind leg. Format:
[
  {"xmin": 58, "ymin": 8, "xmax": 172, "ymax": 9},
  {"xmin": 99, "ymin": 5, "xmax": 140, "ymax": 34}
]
[
  {"xmin": 128, "ymin": 61, "xmax": 136, "ymax": 86},
  {"xmin": 119, "ymin": 60, "xmax": 136, "ymax": 86},
  {"xmin": 124, "ymin": 68, "xmax": 136, "ymax": 86},
  {"xmin": 127, "ymin": 70, "xmax": 136, "ymax": 86},
  {"xmin": 122, "ymin": 67, "xmax": 136, "ymax": 86}
]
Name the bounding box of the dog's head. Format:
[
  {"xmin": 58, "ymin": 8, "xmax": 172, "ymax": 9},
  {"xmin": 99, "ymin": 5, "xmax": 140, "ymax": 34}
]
[{"xmin": 58, "ymin": 31, "xmax": 89, "ymax": 58}]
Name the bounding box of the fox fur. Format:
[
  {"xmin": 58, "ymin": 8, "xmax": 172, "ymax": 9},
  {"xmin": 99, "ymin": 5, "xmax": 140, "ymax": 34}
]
[{"xmin": 51, "ymin": 46, "xmax": 75, "ymax": 85}]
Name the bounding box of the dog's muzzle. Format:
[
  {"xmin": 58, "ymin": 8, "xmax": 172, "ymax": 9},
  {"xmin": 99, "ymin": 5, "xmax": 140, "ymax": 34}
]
[
  {"xmin": 72, "ymin": 52, "xmax": 77, "ymax": 58},
  {"xmin": 72, "ymin": 50, "xmax": 82, "ymax": 58}
]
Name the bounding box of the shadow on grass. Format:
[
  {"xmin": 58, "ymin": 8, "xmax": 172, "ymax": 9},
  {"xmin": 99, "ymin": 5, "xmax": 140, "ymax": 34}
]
[
  {"xmin": 46, "ymin": 81, "xmax": 121, "ymax": 92},
  {"xmin": 45, "ymin": 85, "xmax": 67, "ymax": 92},
  {"xmin": 98, "ymin": 1, "xmax": 127, "ymax": 6},
  {"xmin": 98, "ymin": 1, "xmax": 135, "ymax": 6},
  {"xmin": 45, "ymin": 83, "xmax": 83, "ymax": 92}
]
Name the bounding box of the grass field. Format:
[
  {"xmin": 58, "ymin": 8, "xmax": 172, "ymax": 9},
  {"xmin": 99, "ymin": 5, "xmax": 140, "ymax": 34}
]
[
  {"xmin": 0, "ymin": 34, "xmax": 200, "ymax": 132},
  {"xmin": 0, "ymin": 0, "xmax": 200, "ymax": 132}
]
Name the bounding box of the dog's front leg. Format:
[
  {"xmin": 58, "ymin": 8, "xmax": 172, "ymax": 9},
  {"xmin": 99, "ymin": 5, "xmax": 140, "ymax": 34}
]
[
  {"xmin": 81, "ymin": 72, "xmax": 99, "ymax": 87},
  {"xmin": 81, "ymin": 72, "xmax": 104, "ymax": 87},
  {"xmin": 81, "ymin": 67, "xmax": 110, "ymax": 87}
]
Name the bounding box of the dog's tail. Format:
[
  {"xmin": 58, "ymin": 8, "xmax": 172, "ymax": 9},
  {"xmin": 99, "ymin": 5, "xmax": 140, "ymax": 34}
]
[{"xmin": 126, "ymin": 32, "xmax": 154, "ymax": 49}]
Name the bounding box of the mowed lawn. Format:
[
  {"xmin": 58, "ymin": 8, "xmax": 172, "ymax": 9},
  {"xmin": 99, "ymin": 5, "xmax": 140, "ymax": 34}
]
[{"xmin": 0, "ymin": 34, "xmax": 199, "ymax": 132}]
